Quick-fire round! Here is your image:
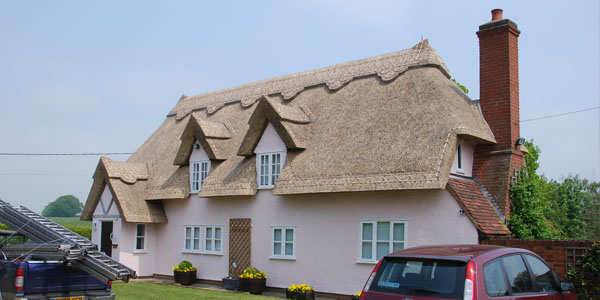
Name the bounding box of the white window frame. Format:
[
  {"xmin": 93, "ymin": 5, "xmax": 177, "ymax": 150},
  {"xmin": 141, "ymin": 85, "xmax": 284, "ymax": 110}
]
[
  {"xmin": 134, "ymin": 223, "xmax": 146, "ymax": 251},
  {"xmin": 203, "ymin": 226, "xmax": 223, "ymax": 255},
  {"xmin": 183, "ymin": 226, "xmax": 201, "ymax": 252},
  {"xmin": 358, "ymin": 220, "xmax": 407, "ymax": 263},
  {"xmin": 271, "ymin": 226, "xmax": 296, "ymax": 260},
  {"xmin": 190, "ymin": 160, "xmax": 210, "ymax": 193},
  {"xmin": 257, "ymin": 152, "xmax": 283, "ymax": 189}
]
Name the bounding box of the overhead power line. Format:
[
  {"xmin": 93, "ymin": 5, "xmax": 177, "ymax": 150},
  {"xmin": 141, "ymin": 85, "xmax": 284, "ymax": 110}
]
[
  {"xmin": 0, "ymin": 152, "xmax": 132, "ymax": 156},
  {"xmin": 520, "ymin": 106, "xmax": 600, "ymax": 123}
]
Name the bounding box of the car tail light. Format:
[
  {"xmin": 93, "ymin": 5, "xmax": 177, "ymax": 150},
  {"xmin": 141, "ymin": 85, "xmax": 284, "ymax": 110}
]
[
  {"xmin": 106, "ymin": 280, "xmax": 112, "ymax": 291},
  {"xmin": 15, "ymin": 267, "xmax": 25, "ymax": 291},
  {"xmin": 360, "ymin": 259, "xmax": 383, "ymax": 300},
  {"xmin": 463, "ymin": 261, "xmax": 476, "ymax": 300}
]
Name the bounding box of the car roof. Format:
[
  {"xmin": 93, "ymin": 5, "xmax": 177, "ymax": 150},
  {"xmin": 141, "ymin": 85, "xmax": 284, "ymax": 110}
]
[{"xmin": 385, "ymin": 244, "xmax": 523, "ymax": 261}]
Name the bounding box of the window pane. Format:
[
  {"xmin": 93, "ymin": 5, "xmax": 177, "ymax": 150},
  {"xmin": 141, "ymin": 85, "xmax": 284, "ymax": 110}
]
[
  {"xmin": 377, "ymin": 222, "xmax": 390, "ymax": 241},
  {"xmin": 524, "ymin": 255, "xmax": 559, "ymax": 292},
  {"xmin": 376, "ymin": 242, "xmax": 390, "ymax": 260},
  {"xmin": 285, "ymin": 229, "xmax": 294, "ymax": 242},
  {"xmin": 193, "ymin": 239, "xmax": 199, "ymax": 250},
  {"xmin": 362, "ymin": 223, "xmax": 373, "ymax": 240},
  {"xmin": 215, "ymin": 240, "xmax": 221, "ymax": 251},
  {"xmin": 274, "ymin": 229, "xmax": 282, "ymax": 241},
  {"xmin": 194, "ymin": 227, "xmax": 200, "ymax": 238},
  {"xmin": 137, "ymin": 224, "xmax": 145, "ymax": 236},
  {"xmin": 501, "ymin": 255, "xmax": 535, "ymax": 294},
  {"xmin": 185, "ymin": 227, "xmax": 191, "ymax": 238},
  {"xmin": 393, "ymin": 242, "xmax": 404, "ymax": 252},
  {"xmin": 185, "ymin": 239, "xmax": 191, "ymax": 250},
  {"xmin": 206, "ymin": 227, "xmax": 213, "ymax": 239},
  {"xmin": 137, "ymin": 237, "xmax": 144, "ymax": 250},
  {"xmin": 285, "ymin": 242, "xmax": 293, "ymax": 256},
  {"xmin": 362, "ymin": 242, "xmax": 372, "ymax": 259},
  {"xmin": 274, "ymin": 242, "xmax": 281, "ymax": 255},
  {"xmin": 393, "ymin": 223, "xmax": 404, "ymax": 241},
  {"xmin": 206, "ymin": 241, "xmax": 212, "ymax": 251},
  {"xmin": 483, "ymin": 259, "xmax": 509, "ymax": 296}
]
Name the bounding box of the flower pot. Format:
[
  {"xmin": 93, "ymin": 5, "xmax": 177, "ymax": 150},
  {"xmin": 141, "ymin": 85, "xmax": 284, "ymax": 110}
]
[
  {"xmin": 286, "ymin": 290, "xmax": 315, "ymax": 300},
  {"xmin": 174, "ymin": 270, "xmax": 196, "ymax": 285},
  {"xmin": 222, "ymin": 277, "xmax": 240, "ymax": 290},
  {"xmin": 240, "ymin": 278, "xmax": 266, "ymax": 294}
]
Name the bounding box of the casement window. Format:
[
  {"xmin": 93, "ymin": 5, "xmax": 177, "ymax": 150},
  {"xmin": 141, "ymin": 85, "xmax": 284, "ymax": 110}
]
[
  {"xmin": 204, "ymin": 226, "xmax": 222, "ymax": 254},
  {"xmin": 182, "ymin": 225, "xmax": 223, "ymax": 254},
  {"xmin": 135, "ymin": 224, "xmax": 146, "ymax": 251},
  {"xmin": 257, "ymin": 152, "xmax": 282, "ymax": 188},
  {"xmin": 190, "ymin": 160, "xmax": 210, "ymax": 193},
  {"xmin": 271, "ymin": 226, "xmax": 295, "ymax": 259},
  {"xmin": 184, "ymin": 226, "xmax": 201, "ymax": 251},
  {"xmin": 457, "ymin": 143, "xmax": 463, "ymax": 171},
  {"xmin": 360, "ymin": 221, "xmax": 406, "ymax": 262}
]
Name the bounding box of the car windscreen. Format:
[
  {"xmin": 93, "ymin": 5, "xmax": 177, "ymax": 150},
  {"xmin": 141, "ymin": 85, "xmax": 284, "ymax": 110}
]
[{"xmin": 370, "ymin": 257, "xmax": 467, "ymax": 299}]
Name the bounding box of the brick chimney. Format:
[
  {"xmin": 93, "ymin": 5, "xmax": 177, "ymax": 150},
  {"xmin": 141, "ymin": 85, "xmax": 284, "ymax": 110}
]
[{"xmin": 473, "ymin": 9, "xmax": 524, "ymax": 220}]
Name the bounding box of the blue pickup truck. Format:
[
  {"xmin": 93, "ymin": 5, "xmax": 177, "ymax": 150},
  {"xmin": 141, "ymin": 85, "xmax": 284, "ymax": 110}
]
[
  {"xmin": 0, "ymin": 259, "xmax": 114, "ymax": 300},
  {"xmin": 0, "ymin": 199, "xmax": 135, "ymax": 300}
]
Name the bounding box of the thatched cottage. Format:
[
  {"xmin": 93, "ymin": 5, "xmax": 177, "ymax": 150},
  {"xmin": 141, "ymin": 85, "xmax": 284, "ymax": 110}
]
[{"xmin": 82, "ymin": 9, "xmax": 524, "ymax": 296}]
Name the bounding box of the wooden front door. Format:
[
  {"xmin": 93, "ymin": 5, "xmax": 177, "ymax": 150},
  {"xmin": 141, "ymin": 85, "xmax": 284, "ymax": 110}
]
[
  {"xmin": 100, "ymin": 221, "xmax": 113, "ymax": 257},
  {"xmin": 229, "ymin": 218, "xmax": 251, "ymax": 277}
]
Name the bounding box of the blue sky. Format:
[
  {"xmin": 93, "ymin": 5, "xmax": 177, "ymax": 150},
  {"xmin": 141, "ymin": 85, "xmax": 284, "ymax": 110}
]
[{"xmin": 1, "ymin": 1, "xmax": 598, "ymax": 213}]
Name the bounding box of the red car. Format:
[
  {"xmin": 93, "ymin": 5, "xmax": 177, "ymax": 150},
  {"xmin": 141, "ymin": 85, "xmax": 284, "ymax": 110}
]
[{"xmin": 359, "ymin": 244, "xmax": 577, "ymax": 300}]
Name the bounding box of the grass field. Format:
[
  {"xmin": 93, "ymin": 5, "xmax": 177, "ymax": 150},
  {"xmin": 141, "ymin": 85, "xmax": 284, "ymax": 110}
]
[
  {"xmin": 50, "ymin": 217, "xmax": 91, "ymax": 227},
  {"xmin": 112, "ymin": 282, "xmax": 279, "ymax": 300}
]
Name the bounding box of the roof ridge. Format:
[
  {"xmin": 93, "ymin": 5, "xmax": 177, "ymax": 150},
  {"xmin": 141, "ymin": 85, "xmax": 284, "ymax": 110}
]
[{"xmin": 168, "ymin": 40, "xmax": 450, "ymax": 120}]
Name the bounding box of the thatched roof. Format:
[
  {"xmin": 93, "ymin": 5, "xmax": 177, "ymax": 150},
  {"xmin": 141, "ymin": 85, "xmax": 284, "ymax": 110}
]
[{"xmin": 82, "ymin": 40, "xmax": 497, "ymax": 223}]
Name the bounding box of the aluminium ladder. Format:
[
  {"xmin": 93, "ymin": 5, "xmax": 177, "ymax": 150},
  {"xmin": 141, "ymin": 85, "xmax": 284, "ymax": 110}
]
[{"xmin": 0, "ymin": 199, "xmax": 135, "ymax": 284}]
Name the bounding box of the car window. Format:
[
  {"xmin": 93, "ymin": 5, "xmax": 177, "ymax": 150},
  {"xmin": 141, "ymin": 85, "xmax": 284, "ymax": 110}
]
[
  {"xmin": 370, "ymin": 258, "xmax": 466, "ymax": 299},
  {"xmin": 483, "ymin": 259, "xmax": 509, "ymax": 296},
  {"xmin": 523, "ymin": 254, "xmax": 559, "ymax": 293},
  {"xmin": 501, "ymin": 254, "xmax": 535, "ymax": 294}
]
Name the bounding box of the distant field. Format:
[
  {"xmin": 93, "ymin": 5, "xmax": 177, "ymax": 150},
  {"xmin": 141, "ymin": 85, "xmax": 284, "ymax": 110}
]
[{"xmin": 50, "ymin": 217, "xmax": 91, "ymax": 227}]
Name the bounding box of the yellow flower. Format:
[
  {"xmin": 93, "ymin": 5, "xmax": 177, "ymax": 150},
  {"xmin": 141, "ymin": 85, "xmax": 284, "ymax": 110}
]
[{"xmin": 356, "ymin": 291, "xmax": 362, "ymax": 296}]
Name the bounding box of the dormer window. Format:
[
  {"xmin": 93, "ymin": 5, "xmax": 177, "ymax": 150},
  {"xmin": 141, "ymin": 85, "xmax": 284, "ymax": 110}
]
[
  {"xmin": 190, "ymin": 160, "xmax": 210, "ymax": 193},
  {"xmin": 457, "ymin": 143, "xmax": 463, "ymax": 171},
  {"xmin": 258, "ymin": 152, "xmax": 282, "ymax": 188}
]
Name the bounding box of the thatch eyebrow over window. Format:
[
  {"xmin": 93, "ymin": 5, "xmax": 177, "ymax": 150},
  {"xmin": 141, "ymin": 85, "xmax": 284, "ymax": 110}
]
[
  {"xmin": 174, "ymin": 115, "xmax": 233, "ymax": 165},
  {"xmin": 237, "ymin": 95, "xmax": 311, "ymax": 157}
]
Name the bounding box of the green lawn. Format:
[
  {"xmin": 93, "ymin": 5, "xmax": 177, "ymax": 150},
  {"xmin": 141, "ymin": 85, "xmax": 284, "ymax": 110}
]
[
  {"xmin": 50, "ymin": 217, "xmax": 91, "ymax": 227},
  {"xmin": 112, "ymin": 282, "xmax": 279, "ymax": 300}
]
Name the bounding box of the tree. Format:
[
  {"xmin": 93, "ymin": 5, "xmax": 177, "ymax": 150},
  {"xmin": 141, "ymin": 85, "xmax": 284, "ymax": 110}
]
[{"xmin": 42, "ymin": 195, "xmax": 83, "ymax": 217}]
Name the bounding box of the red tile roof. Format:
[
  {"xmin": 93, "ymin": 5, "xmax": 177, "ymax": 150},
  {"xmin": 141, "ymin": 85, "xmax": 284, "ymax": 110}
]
[{"xmin": 446, "ymin": 177, "xmax": 510, "ymax": 235}]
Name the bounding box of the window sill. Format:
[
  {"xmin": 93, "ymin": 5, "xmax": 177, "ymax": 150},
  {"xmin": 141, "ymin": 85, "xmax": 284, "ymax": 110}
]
[
  {"xmin": 356, "ymin": 259, "xmax": 377, "ymax": 265},
  {"xmin": 181, "ymin": 251, "xmax": 223, "ymax": 256},
  {"xmin": 182, "ymin": 250, "xmax": 202, "ymax": 254},
  {"xmin": 269, "ymin": 256, "xmax": 296, "ymax": 261},
  {"xmin": 203, "ymin": 252, "xmax": 223, "ymax": 256},
  {"xmin": 133, "ymin": 250, "xmax": 148, "ymax": 254},
  {"xmin": 257, "ymin": 186, "xmax": 274, "ymax": 190}
]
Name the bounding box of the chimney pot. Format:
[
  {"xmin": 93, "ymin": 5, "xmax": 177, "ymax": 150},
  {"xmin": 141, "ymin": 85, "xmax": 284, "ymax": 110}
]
[{"xmin": 491, "ymin": 9, "xmax": 503, "ymax": 21}]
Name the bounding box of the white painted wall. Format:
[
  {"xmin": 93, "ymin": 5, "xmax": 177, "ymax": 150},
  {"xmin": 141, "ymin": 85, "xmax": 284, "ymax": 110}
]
[
  {"xmin": 118, "ymin": 221, "xmax": 157, "ymax": 277},
  {"xmin": 91, "ymin": 186, "xmax": 122, "ymax": 261},
  {"xmin": 450, "ymin": 139, "xmax": 474, "ymax": 177},
  {"xmin": 254, "ymin": 123, "xmax": 286, "ymax": 154},
  {"xmin": 149, "ymin": 189, "xmax": 478, "ymax": 295}
]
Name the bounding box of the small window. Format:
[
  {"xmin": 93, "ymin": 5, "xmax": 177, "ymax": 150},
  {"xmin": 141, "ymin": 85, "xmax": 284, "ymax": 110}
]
[
  {"xmin": 184, "ymin": 226, "xmax": 201, "ymax": 251},
  {"xmin": 258, "ymin": 152, "xmax": 283, "ymax": 188},
  {"xmin": 135, "ymin": 224, "xmax": 146, "ymax": 251},
  {"xmin": 501, "ymin": 254, "xmax": 535, "ymax": 294},
  {"xmin": 190, "ymin": 160, "xmax": 210, "ymax": 193},
  {"xmin": 272, "ymin": 226, "xmax": 295, "ymax": 259},
  {"xmin": 457, "ymin": 143, "xmax": 463, "ymax": 170},
  {"xmin": 204, "ymin": 226, "xmax": 223, "ymax": 254},
  {"xmin": 360, "ymin": 221, "xmax": 406, "ymax": 262},
  {"xmin": 523, "ymin": 254, "xmax": 559, "ymax": 293},
  {"xmin": 483, "ymin": 258, "xmax": 509, "ymax": 296}
]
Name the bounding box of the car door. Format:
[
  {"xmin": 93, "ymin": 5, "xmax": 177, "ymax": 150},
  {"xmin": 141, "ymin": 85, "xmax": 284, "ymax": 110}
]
[{"xmin": 501, "ymin": 254, "xmax": 561, "ymax": 300}]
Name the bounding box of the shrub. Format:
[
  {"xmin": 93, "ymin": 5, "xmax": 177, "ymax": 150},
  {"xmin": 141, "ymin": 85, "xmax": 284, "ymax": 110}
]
[
  {"xmin": 567, "ymin": 242, "xmax": 600, "ymax": 300},
  {"xmin": 173, "ymin": 260, "xmax": 197, "ymax": 272}
]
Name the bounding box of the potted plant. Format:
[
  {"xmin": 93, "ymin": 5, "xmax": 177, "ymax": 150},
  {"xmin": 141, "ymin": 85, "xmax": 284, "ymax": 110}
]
[
  {"xmin": 172, "ymin": 260, "xmax": 197, "ymax": 285},
  {"xmin": 239, "ymin": 266, "xmax": 267, "ymax": 294},
  {"xmin": 286, "ymin": 284, "xmax": 315, "ymax": 300}
]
